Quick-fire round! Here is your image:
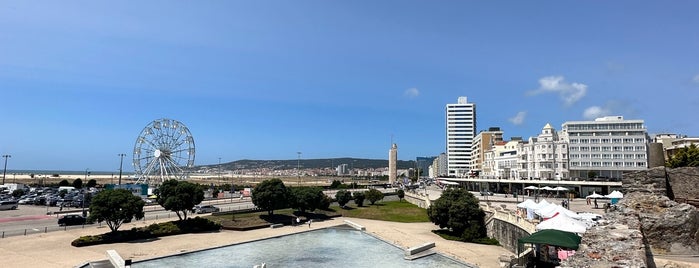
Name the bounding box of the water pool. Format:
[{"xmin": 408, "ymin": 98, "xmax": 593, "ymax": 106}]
[{"xmin": 134, "ymin": 226, "xmax": 470, "ymax": 268}]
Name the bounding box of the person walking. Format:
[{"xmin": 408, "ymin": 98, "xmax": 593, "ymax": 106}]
[
  {"xmin": 308, "ymin": 219, "xmax": 312, "ymax": 228},
  {"xmin": 594, "ymin": 198, "xmax": 598, "ymax": 209}
]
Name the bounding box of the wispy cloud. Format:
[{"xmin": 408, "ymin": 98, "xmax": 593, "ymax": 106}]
[
  {"xmin": 583, "ymin": 106, "xmax": 612, "ymax": 119},
  {"xmin": 583, "ymin": 100, "xmax": 636, "ymax": 120},
  {"xmin": 509, "ymin": 111, "xmax": 527, "ymax": 126},
  {"xmin": 404, "ymin": 87, "xmax": 419, "ymax": 98},
  {"xmin": 528, "ymin": 76, "xmax": 587, "ymax": 106}
]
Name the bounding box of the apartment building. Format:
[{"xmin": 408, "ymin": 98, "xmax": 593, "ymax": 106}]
[
  {"xmin": 519, "ymin": 124, "xmax": 569, "ymax": 180},
  {"xmin": 471, "ymin": 127, "xmax": 504, "ymax": 177}
]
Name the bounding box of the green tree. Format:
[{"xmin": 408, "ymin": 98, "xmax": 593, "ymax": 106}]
[
  {"xmin": 11, "ymin": 189, "xmax": 24, "ymax": 199},
  {"xmin": 365, "ymin": 188, "xmax": 384, "ymax": 205},
  {"xmin": 290, "ymin": 186, "xmax": 325, "ymax": 213},
  {"xmin": 251, "ymin": 178, "xmax": 290, "ymax": 215},
  {"xmin": 335, "ymin": 190, "xmax": 352, "ymax": 208},
  {"xmin": 88, "ymin": 189, "xmax": 145, "ymax": 232},
  {"xmin": 353, "ymin": 191, "xmax": 365, "ymax": 207},
  {"xmin": 155, "ymin": 179, "xmax": 205, "ymax": 220},
  {"xmin": 397, "ymin": 189, "xmax": 405, "ymax": 202},
  {"xmin": 667, "ymin": 144, "xmax": 699, "ymax": 168},
  {"xmin": 86, "ymin": 179, "xmax": 97, "ymax": 188},
  {"xmin": 329, "ymin": 180, "xmax": 342, "ymax": 189},
  {"xmin": 427, "ymin": 188, "xmax": 486, "ymax": 241},
  {"xmin": 72, "ymin": 178, "xmax": 83, "ymax": 189},
  {"xmin": 58, "ymin": 179, "xmax": 70, "ymax": 187},
  {"xmin": 212, "ymin": 189, "xmax": 220, "ymax": 198}
]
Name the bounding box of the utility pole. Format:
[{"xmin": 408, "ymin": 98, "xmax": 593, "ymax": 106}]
[
  {"xmin": 2, "ymin": 154, "xmax": 10, "ymax": 185},
  {"xmin": 297, "ymin": 152, "xmax": 302, "ymax": 186},
  {"xmin": 118, "ymin": 153, "xmax": 126, "ymax": 185},
  {"xmin": 218, "ymin": 157, "xmax": 222, "ymax": 180}
]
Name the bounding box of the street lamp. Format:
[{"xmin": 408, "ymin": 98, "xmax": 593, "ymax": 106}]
[
  {"xmin": 2, "ymin": 154, "xmax": 10, "ymax": 185},
  {"xmin": 118, "ymin": 153, "xmax": 126, "ymax": 185},
  {"xmin": 83, "ymin": 168, "xmax": 90, "ymax": 217}
]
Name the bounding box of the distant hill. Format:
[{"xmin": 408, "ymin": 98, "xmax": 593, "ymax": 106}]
[{"xmin": 196, "ymin": 158, "xmax": 416, "ymax": 170}]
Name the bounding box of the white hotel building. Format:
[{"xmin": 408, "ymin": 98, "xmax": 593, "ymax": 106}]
[
  {"xmin": 446, "ymin": 97, "xmax": 476, "ymax": 177},
  {"xmin": 561, "ymin": 116, "xmax": 649, "ymax": 180}
]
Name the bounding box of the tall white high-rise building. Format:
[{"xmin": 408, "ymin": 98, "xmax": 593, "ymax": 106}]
[
  {"xmin": 389, "ymin": 143, "xmax": 397, "ymax": 184},
  {"xmin": 446, "ymin": 96, "xmax": 476, "ymax": 177}
]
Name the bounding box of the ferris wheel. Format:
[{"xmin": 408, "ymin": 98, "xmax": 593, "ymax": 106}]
[{"xmin": 133, "ymin": 118, "xmax": 195, "ymax": 185}]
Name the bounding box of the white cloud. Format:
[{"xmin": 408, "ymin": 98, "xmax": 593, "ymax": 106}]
[
  {"xmin": 508, "ymin": 111, "xmax": 527, "ymax": 126},
  {"xmin": 583, "ymin": 106, "xmax": 612, "ymax": 120},
  {"xmin": 693, "ymin": 74, "xmax": 699, "ymax": 84},
  {"xmin": 404, "ymin": 87, "xmax": 419, "ymax": 98},
  {"xmin": 528, "ymin": 76, "xmax": 588, "ymax": 106}
]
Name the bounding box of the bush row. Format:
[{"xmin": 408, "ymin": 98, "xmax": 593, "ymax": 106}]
[{"xmin": 71, "ymin": 217, "xmax": 221, "ymax": 247}]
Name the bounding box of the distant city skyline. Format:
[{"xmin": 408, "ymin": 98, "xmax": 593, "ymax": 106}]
[{"xmin": 2, "ymin": 1, "xmax": 698, "ymax": 171}]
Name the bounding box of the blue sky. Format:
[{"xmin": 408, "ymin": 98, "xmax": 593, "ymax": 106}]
[{"xmin": 2, "ymin": 1, "xmax": 698, "ymax": 172}]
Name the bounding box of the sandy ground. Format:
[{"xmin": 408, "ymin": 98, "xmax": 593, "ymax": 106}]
[{"xmin": 0, "ymin": 216, "xmax": 512, "ymax": 268}]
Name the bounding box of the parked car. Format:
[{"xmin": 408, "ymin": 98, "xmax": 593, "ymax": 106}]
[
  {"xmin": 194, "ymin": 205, "xmax": 220, "ymax": 214},
  {"xmin": 0, "ymin": 200, "xmax": 19, "ymax": 210},
  {"xmin": 480, "ymin": 191, "xmax": 494, "ymax": 196},
  {"xmin": 58, "ymin": 215, "xmax": 86, "ymax": 226}
]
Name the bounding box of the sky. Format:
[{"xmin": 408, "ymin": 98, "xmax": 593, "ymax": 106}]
[{"xmin": 1, "ymin": 1, "xmax": 699, "ymax": 172}]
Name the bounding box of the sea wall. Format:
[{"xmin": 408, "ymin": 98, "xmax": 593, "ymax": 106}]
[{"xmin": 481, "ymin": 204, "xmax": 536, "ymax": 254}]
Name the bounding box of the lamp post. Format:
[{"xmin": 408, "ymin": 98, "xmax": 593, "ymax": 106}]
[
  {"xmin": 2, "ymin": 154, "xmax": 10, "ymax": 185},
  {"xmin": 83, "ymin": 168, "xmax": 89, "ymax": 217},
  {"xmin": 118, "ymin": 153, "xmax": 126, "ymax": 185}
]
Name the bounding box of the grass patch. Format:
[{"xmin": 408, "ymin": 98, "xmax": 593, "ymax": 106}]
[
  {"xmin": 432, "ymin": 229, "xmax": 500, "ymax": 245},
  {"xmin": 336, "ymin": 200, "xmax": 429, "ymax": 222},
  {"xmin": 206, "ymin": 208, "xmax": 341, "ymax": 230}
]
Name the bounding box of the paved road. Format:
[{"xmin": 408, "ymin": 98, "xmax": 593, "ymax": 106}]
[{"xmin": 0, "ymin": 198, "xmax": 256, "ymax": 238}]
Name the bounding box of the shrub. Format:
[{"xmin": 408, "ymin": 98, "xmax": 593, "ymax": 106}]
[{"xmin": 71, "ymin": 218, "xmax": 221, "ymax": 247}]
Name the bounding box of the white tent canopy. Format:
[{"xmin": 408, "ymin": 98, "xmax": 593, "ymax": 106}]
[
  {"xmin": 517, "ymin": 199, "xmax": 537, "ymax": 209},
  {"xmin": 536, "ymin": 213, "xmax": 588, "ymax": 234},
  {"xmin": 605, "ymin": 190, "xmax": 624, "ymax": 199},
  {"xmin": 524, "ymin": 186, "xmax": 539, "ymax": 190},
  {"xmin": 540, "ymin": 186, "xmax": 555, "ymax": 191},
  {"xmin": 535, "ymin": 204, "xmax": 582, "ymax": 220},
  {"xmin": 552, "ymin": 186, "xmax": 569, "ymax": 191},
  {"xmin": 586, "ymin": 192, "xmax": 605, "ymax": 199}
]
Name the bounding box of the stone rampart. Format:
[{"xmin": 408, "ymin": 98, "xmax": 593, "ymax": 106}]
[{"xmin": 562, "ymin": 166, "xmax": 699, "ymax": 267}]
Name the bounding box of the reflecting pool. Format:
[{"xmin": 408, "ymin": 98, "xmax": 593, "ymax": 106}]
[{"xmin": 134, "ymin": 226, "xmax": 470, "ymax": 267}]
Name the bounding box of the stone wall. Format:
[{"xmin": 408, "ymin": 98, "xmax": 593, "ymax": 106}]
[
  {"xmin": 561, "ymin": 166, "xmax": 699, "ymax": 267},
  {"xmin": 667, "ymin": 167, "xmax": 699, "ymax": 200}
]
